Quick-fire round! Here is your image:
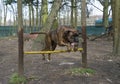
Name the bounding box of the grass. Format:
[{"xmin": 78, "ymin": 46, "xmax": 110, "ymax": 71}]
[
  {"xmin": 9, "ymin": 73, "xmax": 27, "ymax": 84},
  {"xmin": 68, "ymin": 68, "xmax": 96, "ymax": 76}
]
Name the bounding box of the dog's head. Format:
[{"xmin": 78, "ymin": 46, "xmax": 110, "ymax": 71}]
[{"xmin": 63, "ymin": 30, "xmax": 80, "ymax": 51}]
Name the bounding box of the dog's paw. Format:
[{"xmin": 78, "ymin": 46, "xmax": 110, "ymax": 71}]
[{"xmin": 47, "ymin": 59, "xmax": 51, "ymax": 62}]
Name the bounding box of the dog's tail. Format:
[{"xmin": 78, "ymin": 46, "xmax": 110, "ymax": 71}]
[{"xmin": 30, "ymin": 32, "xmax": 47, "ymax": 35}]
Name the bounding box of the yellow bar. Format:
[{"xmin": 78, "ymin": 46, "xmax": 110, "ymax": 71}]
[{"xmin": 24, "ymin": 48, "xmax": 83, "ymax": 54}]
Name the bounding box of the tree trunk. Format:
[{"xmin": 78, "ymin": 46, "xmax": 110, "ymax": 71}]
[
  {"xmin": 113, "ymin": 0, "xmax": 120, "ymax": 55},
  {"xmin": 81, "ymin": 0, "xmax": 87, "ymax": 68},
  {"xmin": 29, "ymin": 3, "xmax": 32, "ymax": 31},
  {"xmin": 32, "ymin": 0, "xmax": 63, "ymax": 50},
  {"xmin": 36, "ymin": 0, "xmax": 39, "ymax": 28},
  {"xmin": 0, "ymin": 9, "xmax": 2, "ymax": 25},
  {"xmin": 3, "ymin": 5, "xmax": 7, "ymax": 26},
  {"xmin": 111, "ymin": 0, "xmax": 115, "ymax": 53},
  {"xmin": 71, "ymin": 0, "xmax": 73, "ymax": 26},
  {"xmin": 103, "ymin": 0, "xmax": 109, "ymax": 29},
  {"xmin": 11, "ymin": 4, "xmax": 16, "ymax": 27},
  {"xmin": 31, "ymin": 4, "xmax": 34, "ymax": 28},
  {"xmin": 71, "ymin": 0, "xmax": 77, "ymax": 28},
  {"xmin": 74, "ymin": 0, "xmax": 77, "ymax": 29},
  {"xmin": 67, "ymin": 9, "xmax": 70, "ymax": 25},
  {"xmin": 41, "ymin": 0, "xmax": 63, "ymax": 32},
  {"xmin": 41, "ymin": 0, "xmax": 48, "ymax": 26},
  {"xmin": 17, "ymin": 0, "xmax": 24, "ymax": 75}
]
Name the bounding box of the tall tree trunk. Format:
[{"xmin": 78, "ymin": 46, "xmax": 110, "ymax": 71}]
[
  {"xmin": 33, "ymin": 0, "xmax": 63, "ymax": 50},
  {"xmin": 71, "ymin": 0, "xmax": 74, "ymax": 27},
  {"xmin": 17, "ymin": 0, "xmax": 24, "ymax": 75},
  {"xmin": 111, "ymin": 0, "xmax": 115, "ymax": 53},
  {"xmin": 31, "ymin": 4, "xmax": 34, "ymax": 28},
  {"xmin": 74, "ymin": 0, "xmax": 77, "ymax": 28},
  {"xmin": 67, "ymin": 9, "xmax": 70, "ymax": 25},
  {"xmin": 113, "ymin": 0, "xmax": 120, "ymax": 55},
  {"xmin": 103, "ymin": 0, "xmax": 109, "ymax": 29},
  {"xmin": 63, "ymin": 13, "xmax": 66, "ymax": 24},
  {"xmin": 11, "ymin": 4, "xmax": 16, "ymax": 27},
  {"xmin": 41, "ymin": 0, "xmax": 62, "ymax": 32},
  {"xmin": 41, "ymin": 0, "xmax": 48, "ymax": 26},
  {"xmin": 29, "ymin": 3, "xmax": 32, "ymax": 31},
  {"xmin": 81, "ymin": 0, "xmax": 87, "ymax": 68},
  {"xmin": 36, "ymin": 0, "xmax": 39, "ymax": 28},
  {"xmin": 71, "ymin": 0, "xmax": 77, "ymax": 28},
  {"xmin": 3, "ymin": 5, "xmax": 7, "ymax": 26},
  {"xmin": 0, "ymin": 9, "xmax": 2, "ymax": 25},
  {"xmin": 58, "ymin": 11, "xmax": 61, "ymax": 25}
]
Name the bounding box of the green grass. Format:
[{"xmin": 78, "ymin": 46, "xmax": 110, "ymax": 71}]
[
  {"xmin": 9, "ymin": 73, "xmax": 27, "ymax": 84},
  {"xmin": 69, "ymin": 68, "xmax": 96, "ymax": 76}
]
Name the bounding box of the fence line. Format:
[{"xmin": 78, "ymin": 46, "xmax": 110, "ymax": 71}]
[
  {"xmin": 0, "ymin": 26, "xmax": 106, "ymax": 37},
  {"xmin": 0, "ymin": 26, "xmax": 41, "ymax": 37}
]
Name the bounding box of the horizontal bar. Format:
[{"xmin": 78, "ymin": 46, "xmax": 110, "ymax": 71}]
[{"xmin": 24, "ymin": 48, "xmax": 83, "ymax": 54}]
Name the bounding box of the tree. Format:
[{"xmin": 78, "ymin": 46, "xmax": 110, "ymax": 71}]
[
  {"xmin": 81, "ymin": 0, "xmax": 87, "ymax": 68},
  {"xmin": 112, "ymin": 0, "xmax": 120, "ymax": 55},
  {"xmin": 32, "ymin": 0, "xmax": 63, "ymax": 50},
  {"xmin": 3, "ymin": 2, "xmax": 7, "ymax": 26},
  {"xmin": 3, "ymin": 0, "xmax": 17, "ymax": 26},
  {"xmin": 23, "ymin": 0, "xmax": 36, "ymax": 31},
  {"xmin": 0, "ymin": 8, "xmax": 2, "ymax": 25},
  {"xmin": 71, "ymin": 0, "xmax": 77, "ymax": 28},
  {"xmin": 97, "ymin": 0, "xmax": 111, "ymax": 28},
  {"xmin": 103, "ymin": 0, "xmax": 109, "ymax": 28},
  {"xmin": 17, "ymin": 0, "xmax": 24, "ymax": 75},
  {"xmin": 41, "ymin": 0, "xmax": 48, "ymax": 26},
  {"xmin": 28, "ymin": 3, "xmax": 32, "ymax": 27},
  {"xmin": 35, "ymin": 0, "xmax": 39, "ymax": 28}
]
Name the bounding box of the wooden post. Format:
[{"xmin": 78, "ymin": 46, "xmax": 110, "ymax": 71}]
[
  {"xmin": 17, "ymin": 0, "xmax": 24, "ymax": 75},
  {"xmin": 81, "ymin": 0, "xmax": 87, "ymax": 68},
  {"xmin": 18, "ymin": 28, "xmax": 24, "ymax": 75}
]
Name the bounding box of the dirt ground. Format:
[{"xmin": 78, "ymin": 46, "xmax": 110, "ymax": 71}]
[{"xmin": 0, "ymin": 36, "xmax": 120, "ymax": 84}]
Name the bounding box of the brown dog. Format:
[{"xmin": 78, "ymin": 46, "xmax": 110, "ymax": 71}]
[{"xmin": 31, "ymin": 25, "xmax": 80, "ymax": 61}]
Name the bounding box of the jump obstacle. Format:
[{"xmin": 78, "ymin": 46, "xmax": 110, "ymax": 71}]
[{"xmin": 24, "ymin": 48, "xmax": 83, "ymax": 54}]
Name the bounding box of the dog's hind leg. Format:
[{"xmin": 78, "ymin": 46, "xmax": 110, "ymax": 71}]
[{"xmin": 47, "ymin": 42, "xmax": 57, "ymax": 61}]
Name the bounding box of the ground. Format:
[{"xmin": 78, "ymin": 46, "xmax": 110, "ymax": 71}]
[{"xmin": 0, "ymin": 36, "xmax": 120, "ymax": 84}]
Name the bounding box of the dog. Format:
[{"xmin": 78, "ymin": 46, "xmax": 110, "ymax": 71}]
[{"xmin": 31, "ymin": 25, "xmax": 80, "ymax": 61}]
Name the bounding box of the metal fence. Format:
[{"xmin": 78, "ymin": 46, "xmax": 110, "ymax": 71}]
[
  {"xmin": 0, "ymin": 26, "xmax": 106, "ymax": 37},
  {"xmin": 0, "ymin": 26, "xmax": 41, "ymax": 37}
]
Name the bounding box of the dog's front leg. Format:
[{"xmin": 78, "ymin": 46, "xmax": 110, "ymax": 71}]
[
  {"xmin": 66, "ymin": 44, "xmax": 72, "ymax": 51},
  {"xmin": 42, "ymin": 54, "xmax": 46, "ymax": 60},
  {"xmin": 47, "ymin": 53, "xmax": 51, "ymax": 62}
]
